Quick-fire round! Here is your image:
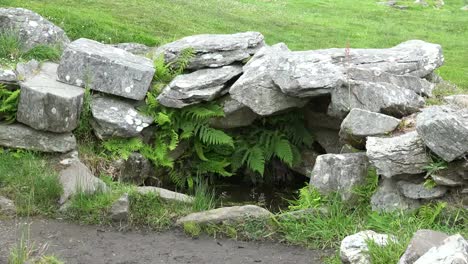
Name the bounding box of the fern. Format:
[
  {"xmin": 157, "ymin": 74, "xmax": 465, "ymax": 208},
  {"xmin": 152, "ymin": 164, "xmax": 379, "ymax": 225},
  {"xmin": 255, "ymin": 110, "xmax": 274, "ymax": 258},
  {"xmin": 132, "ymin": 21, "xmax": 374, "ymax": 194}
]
[
  {"xmin": 0, "ymin": 84, "xmax": 20, "ymax": 124},
  {"xmin": 102, "ymin": 137, "xmax": 144, "ymax": 160}
]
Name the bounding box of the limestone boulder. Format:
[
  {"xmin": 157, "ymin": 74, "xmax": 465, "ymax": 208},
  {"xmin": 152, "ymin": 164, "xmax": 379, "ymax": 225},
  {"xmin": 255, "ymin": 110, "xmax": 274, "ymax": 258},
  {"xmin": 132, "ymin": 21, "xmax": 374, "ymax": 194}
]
[
  {"xmin": 157, "ymin": 65, "xmax": 242, "ymax": 108},
  {"xmin": 443, "ymin": 95, "xmax": 468, "ymax": 109},
  {"xmin": 136, "ymin": 186, "xmax": 194, "ymax": 204},
  {"xmin": 431, "ymin": 160, "xmax": 467, "ymax": 187},
  {"xmin": 90, "ymin": 96, "xmax": 153, "ymax": 139},
  {"xmin": 399, "ymin": 229, "xmax": 449, "ymax": 264},
  {"xmin": 0, "ymin": 67, "xmax": 16, "ymax": 84},
  {"xmin": 416, "ymin": 106, "xmax": 468, "ymax": 162},
  {"xmin": 176, "ymin": 205, "xmax": 272, "ymax": 225},
  {"xmin": 313, "ymin": 128, "xmax": 345, "ymax": 154},
  {"xmin": 339, "ymin": 108, "xmax": 400, "ymax": 149},
  {"xmin": 111, "ymin": 43, "xmax": 150, "ymax": 55},
  {"xmin": 229, "ymin": 43, "xmax": 309, "ymax": 116},
  {"xmin": 414, "ymin": 234, "xmax": 468, "ymax": 264},
  {"xmin": 153, "ymin": 32, "xmax": 265, "ymax": 70},
  {"xmin": 397, "ymin": 181, "xmax": 448, "ymax": 200},
  {"xmin": 309, "ymin": 153, "xmax": 368, "ymax": 201},
  {"xmin": 366, "ymin": 131, "xmax": 429, "ymax": 178},
  {"xmin": 15, "ymin": 59, "xmax": 40, "ymax": 81},
  {"xmin": 16, "ymin": 63, "xmax": 84, "ymax": 133},
  {"xmin": 371, "ymin": 179, "xmax": 421, "ymax": 212},
  {"xmin": 57, "ymin": 38, "xmax": 155, "ymax": 100},
  {"xmin": 0, "ymin": 8, "xmax": 70, "ymax": 50},
  {"xmin": 210, "ymin": 96, "xmax": 258, "ymax": 129},
  {"xmin": 0, "ymin": 123, "xmax": 76, "ymax": 153},
  {"xmin": 340, "ymin": 230, "xmax": 395, "ymax": 264}
]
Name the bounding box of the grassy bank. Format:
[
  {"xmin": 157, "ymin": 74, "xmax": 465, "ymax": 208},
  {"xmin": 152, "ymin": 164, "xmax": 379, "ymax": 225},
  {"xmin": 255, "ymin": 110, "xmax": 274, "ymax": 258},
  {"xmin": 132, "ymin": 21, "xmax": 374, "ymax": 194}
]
[{"xmin": 1, "ymin": 0, "xmax": 467, "ymax": 89}]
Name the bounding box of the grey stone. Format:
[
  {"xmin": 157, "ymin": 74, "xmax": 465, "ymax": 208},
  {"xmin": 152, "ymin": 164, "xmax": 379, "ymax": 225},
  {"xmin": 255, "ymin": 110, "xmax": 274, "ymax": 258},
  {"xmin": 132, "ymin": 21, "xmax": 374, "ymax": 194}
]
[
  {"xmin": 0, "ymin": 8, "xmax": 70, "ymax": 51},
  {"xmin": 328, "ymin": 80, "xmax": 425, "ymax": 119},
  {"xmin": 340, "ymin": 230, "xmax": 396, "ymax": 264},
  {"xmin": 176, "ymin": 205, "xmax": 272, "ymax": 225},
  {"xmin": 431, "ymin": 160, "xmax": 467, "ymax": 187},
  {"xmin": 110, "ymin": 193, "xmax": 129, "ymax": 222},
  {"xmin": 16, "ymin": 63, "xmax": 84, "ymax": 133},
  {"xmin": 292, "ymin": 149, "xmax": 320, "ymax": 177},
  {"xmin": 210, "ymin": 96, "xmax": 258, "ymax": 129},
  {"xmin": 118, "ymin": 153, "xmax": 154, "ymax": 185},
  {"xmin": 444, "ymin": 95, "xmax": 468, "ymax": 109},
  {"xmin": 272, "ymin": 51, "xmax": 344, "ymax": 97},
  {"xmin": 153, "ymin": 32, "xmax": 265, "ymax": 70},
  {"xmin": 136, "ymin": 186, "xmax": 194, "ymax": 204},
  {"xmin": 340, "ymin": 108, "xmax": 401, "ymax": 149},
  {"xmin": 304, "ymin": 110, "xmax": 343, "ymax": 131},
  {"xmin": 0, "ymin": 196, "xmax": 16, "ymax": 217},
  {"xmin": 399, "ymin": 229, "xmax": 449, "ymax": 264},
  {"xmin": 111, "ymin": 43, "xmax": 150, "ymax": 55},
  {"xmin": 309, "ymin": 153, "xmax": 368, "ymax": 201},
  {"xmin": 414, "ymin": 234, "xmax": 468, "ymax": 264},
  {"xmin": 15, "ymin": 59, "xmax": 40, "ymax": 81},
  {"xmin": 0, "ymin": 123, "xmax": 76, "ymax": 153},
  {"xmin": 157, "ymin": 65, "xmax": 243, "ymax": 108},
  {"xmin": 90, "ymin": 96, "xmax": 153, "ymax": 139},
  {"xmin": 347, "ymin": 67, "xmax": 434, "ymax": 97},
  {"xmin": 366, "ymin": 131, "xmax": 429, "ymax": 178},
  {"xmin": 313, "ymin": 128, "xmax": 344, "ymax": 154},
  {"xmin": 416, "ymin": 106, "xmax": 468, "ymax": 162},
  {"xmin": 0, "ymin": 67, "xmax": 16, "ymax": 84},
  {"xmin": 59, "ymin": 160, "xmax": 108, "ymax": 204},
  {"xmin": 371, "ymin": 179, "xmax": 421, "ymax": 212},
  {"xmin": 397, "ymin": 181, "xmax": 448, "ymax": 199},
  {"xmin": 57, "ymin": 38, "xmax": 155, "ymax": 100},
  {"xmin": 229, "ymin": 43, "xmax": 309, "ymax": 116}
]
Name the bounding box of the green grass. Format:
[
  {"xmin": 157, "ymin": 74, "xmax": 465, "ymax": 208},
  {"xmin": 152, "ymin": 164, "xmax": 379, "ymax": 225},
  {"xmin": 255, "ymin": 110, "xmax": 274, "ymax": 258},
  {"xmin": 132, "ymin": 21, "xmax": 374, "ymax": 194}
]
[
  {"xmin": 0, "ymin": 150, "xmax": 62, "ymax": 216},
  {"xmin": 1, "ymin": 0, "xmax": 467, "ymax": 89}
]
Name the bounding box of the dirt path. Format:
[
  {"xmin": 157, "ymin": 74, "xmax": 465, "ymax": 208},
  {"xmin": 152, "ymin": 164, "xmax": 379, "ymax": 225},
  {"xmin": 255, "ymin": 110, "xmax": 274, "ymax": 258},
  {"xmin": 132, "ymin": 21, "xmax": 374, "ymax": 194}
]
[{"xmin": 0, "ymin": 218, "xmax": 330, "ymax": 264}]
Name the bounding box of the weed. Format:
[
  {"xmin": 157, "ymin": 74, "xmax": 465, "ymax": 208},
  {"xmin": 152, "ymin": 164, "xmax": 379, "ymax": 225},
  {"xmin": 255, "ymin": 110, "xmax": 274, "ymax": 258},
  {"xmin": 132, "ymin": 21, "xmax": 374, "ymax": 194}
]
[{"xmin": 183, "ymin": 222, "xmax": 202, "ymax": 237}]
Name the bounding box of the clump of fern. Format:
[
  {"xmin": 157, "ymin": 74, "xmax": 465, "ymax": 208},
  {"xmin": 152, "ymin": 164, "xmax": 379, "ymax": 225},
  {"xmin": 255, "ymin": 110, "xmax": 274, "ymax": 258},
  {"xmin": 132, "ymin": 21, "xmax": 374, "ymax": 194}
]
[{"xmin": 0, "ymin": 84, "xmax": 20, "ymax": 123}]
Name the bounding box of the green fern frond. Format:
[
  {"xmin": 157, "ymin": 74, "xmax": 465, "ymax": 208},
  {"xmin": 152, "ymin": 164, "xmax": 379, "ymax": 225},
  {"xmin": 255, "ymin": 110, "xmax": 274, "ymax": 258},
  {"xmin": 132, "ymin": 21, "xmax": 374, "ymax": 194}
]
[
  {"xmin": 0, "ymin": 85, "xmax": 20, "ymax": 124},
  {"xmin": 155, "ymin": 112, "xmax": 171, "ymax": 126},
  {"xmin": 182, "ymin": 102, "xmax": 224, "ymax": 121},
  {"xmin": 273, "ymin": 138, "xmax": 294, "ymax": 167},
  {"xmin": 244, "ymin": 146, "xmax": 265, "ymax": 176},
  {"xmin": 196, "ymin": 159, "xmax": 232, "ymax": 177},
  {"xmin": 102, "ymin": 137, "xmax": 144, "ymax": 160},
  {"xmin": 194, "ymin": 139, "xmax": 208, "ymax": 161},
  {"xmin": 196, "ymin": 124, "xmax": 234, "ymax": 147}
]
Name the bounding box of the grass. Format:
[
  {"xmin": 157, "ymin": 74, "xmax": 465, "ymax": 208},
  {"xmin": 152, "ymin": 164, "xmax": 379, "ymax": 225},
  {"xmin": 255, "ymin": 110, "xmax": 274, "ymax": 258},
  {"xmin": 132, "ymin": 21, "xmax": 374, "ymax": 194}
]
[{"xmin": 1, "ymin": 0, "xmax": 467, "ymax": 90}]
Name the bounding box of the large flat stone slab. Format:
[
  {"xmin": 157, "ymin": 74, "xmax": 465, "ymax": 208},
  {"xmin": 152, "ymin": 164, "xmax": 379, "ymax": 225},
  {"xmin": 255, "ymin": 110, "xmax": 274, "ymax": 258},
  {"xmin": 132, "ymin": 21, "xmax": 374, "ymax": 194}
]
[
  {"xmin": 57, "ymin": 38, "xmax": 155, "ymax": 100},
  {"xmin": 176, "ymin": 205, "xmax": 272, "ymax": 225},
  {"xmin": 153, "ymin": 32, "xmax": 265, "ymax": 70},
  {"xmin": 157, "ymin": 65, "xmax": 243, "ymax": 108},
  {"xmin": 0, "ymin": 123, "xmax": 76, "ymax": 153},
  {"xmin": 136, "ymin": 186, "xmax": 194, "ymax": 204},
  {"xmin": 209, "ymin": 96, "xmax": 258, "ymax": 129},
  {"xmin": 17, "ymin": 63, "xmax": 84, "ymax": 133},
  {"xmin": 90, "ymin": 96, "xmax": 153, "ymax": 139}
]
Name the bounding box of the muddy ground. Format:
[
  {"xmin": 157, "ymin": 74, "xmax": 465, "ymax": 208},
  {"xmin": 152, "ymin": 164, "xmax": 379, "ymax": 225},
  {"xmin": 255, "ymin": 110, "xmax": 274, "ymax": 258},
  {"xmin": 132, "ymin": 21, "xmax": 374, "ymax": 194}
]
[{"xmin": 0, "ymin": 218, "xmax": 331, "ymax": 264}]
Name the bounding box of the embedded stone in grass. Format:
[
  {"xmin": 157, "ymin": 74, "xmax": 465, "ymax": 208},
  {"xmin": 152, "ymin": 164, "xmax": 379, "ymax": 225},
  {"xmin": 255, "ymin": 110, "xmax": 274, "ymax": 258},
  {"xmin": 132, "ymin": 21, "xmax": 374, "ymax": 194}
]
[
  {"xmin": 57, "ymin": 38, "xmax": 155, "ymax": 100},
  {"xmin": 308, "ymin": 153, "xmax": 368, "ymax": 202},
  {"xmin": 339, "ymin": 108, "xmax": 401, "ymax": 149},
  {"xmin": 110, "ymin": 193, "xmax": 129, "ymax": 222},
  {"xmin": 176, "ymin": 205, "xmax": 272, "ymax": 225},
  {"xmin": 399, "ymin": 229, "xmax": 449, "ymax": 264},
  {"xmin": 0, "ymin": 196, "xmax": 16, "ymax": 217},
  {"xmin": 0, "ymin": 123, "xmax": 76, "ymax": 153},
  {"xmin": 153, "ymin": 31, "xmax": 265, "ymax": 70},
  {"xmin": 366, "ymin": 131, "xmax": 430, "ymax": 178},
  {"xmin": 90, "ymin": 95, "xmax": 153, "ymax": 140},
  {"xmin": 16, "ymin": 63, "xmax": 84, "ymax": 133},
  {"xmin": 59, "ymin": 160, "xmax": 109, "ymax": 205},
  {"xmin": 116, "ymin": 153, "xmax": 154, "ymax": 185},
  {"xmin": 157, "ymin": 65, "xmax": 243, "ymax": 108},
  {"xmin": 340, "ymin": 230, "xmax": 396, "ymax": 264},
  {"xmin": 136, "ymin": 186, "xmax": 194, "ymax": 204}
]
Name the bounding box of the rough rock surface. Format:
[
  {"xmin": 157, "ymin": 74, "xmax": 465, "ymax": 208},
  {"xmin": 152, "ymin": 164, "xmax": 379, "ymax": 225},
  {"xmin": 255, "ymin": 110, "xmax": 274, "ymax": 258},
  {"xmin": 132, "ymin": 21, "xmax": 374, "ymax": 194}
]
[
  {"xmin": 431, "ymin": 160, "xmax": 467, "ymax": 187},
  {"xmin": 414, "ymin": 234, "xmax": 468, "ymax": 264},
  {"xmin": 117, "ymin": 153, "xmax": 154, "ymax": 185},
  {"xmin": 57, "ymin": 38, "xmax": 155, "ymax": 100},
  {"xmin": 444, "ymin": 95, "xmax": 468, "ymax": 109},
  {"xmin": 0, "ymin": 67, "xmax": 16, "ymax": 84},
  {"xmin": 399, "ymin": 229, "xmax": 449, "ymax": 264},
  {"xmin": 110, "ymin": 193, "xmax": 129, "ymax": 222},
  {"xmin": 366, "ymin": 131, "xmax": 429, "ymax": 178},
  {"xmin": 158, "ymin": 65, "xmax": 243, "ymax": 108},
  {"xmin": 15, "ymin": 59, "xmax": 40, "ymax": 81},
  {"xmin": 153, "ymin": 32, "xmax": 265, "ymax": 70},
  {"xmin": 292, "ymin": 149, "xmax": 320, "ymax": 176},
  {"xmin": 0, "ymin": 196, "xmax": 16, "ymax": 217},
  {"xmin": 229, "ymin": 43, "xmax": 309, "ymax": 116},
  {"xmin": 309, "ymin": 153, "xmax": 368, "ymax": 201},
  {"xmin": 0, "ymin": 8, "xmax": 70, "ymax": 50},
  {"xmin": 17, "ymin": 63, "xmax": 84, "ymax": 133},
  {"xmin": 210, "ymin": 96, "xmax": 258, "ymax": 129},
  {"xmin": 0, "ymin": 123, "xmax": 76, "ymax": 153},
  {"xmin": 340, "ymin": 230, "xmax": 395, "ymax": 264},
  {"xmin": 397, "ymin": 181, "xmax": 448, "ymax": 199},
  {"xmin": 111, "ymin": 43, "xmax": 150, "ymax": 55},
  {"xmin": 136, "ymin": 187, "xmax": 194, "ymax": 204},
  {"xmin": 313, "ymin": 128, "xmax": 344, "ymax": 154},
  {"xmin": 91, "ymin": 96, "xmax": 153, "ymax": 139},
  {"xmin": 371, "ymin": 179, "xmax": 421, "ymax": 212},
  {"xmin": 416, "ymin": 106, "xmax": 468, "ymax": 162},
  {"xmin": 176, "ymin": 205, "xmax": 272, "ymax": 225},
  {"xmin": 328, "ymin": 81, "xmax": 425, "ymax": 119},
  {"xmin": 59, "ymin": 161, "xmax": 109, "ymax": 204},
  {"xmin": 339, "ymin": 108, "xmax": 400, "ymax": 149}
]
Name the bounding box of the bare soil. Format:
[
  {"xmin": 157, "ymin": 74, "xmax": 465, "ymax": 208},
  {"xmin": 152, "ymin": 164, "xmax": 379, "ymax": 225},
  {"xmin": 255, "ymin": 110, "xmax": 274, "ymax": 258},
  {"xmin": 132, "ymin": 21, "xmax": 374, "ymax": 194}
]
[{"xmin": 0, "ymin": 218, "xmax": 331, "ymax": 264}]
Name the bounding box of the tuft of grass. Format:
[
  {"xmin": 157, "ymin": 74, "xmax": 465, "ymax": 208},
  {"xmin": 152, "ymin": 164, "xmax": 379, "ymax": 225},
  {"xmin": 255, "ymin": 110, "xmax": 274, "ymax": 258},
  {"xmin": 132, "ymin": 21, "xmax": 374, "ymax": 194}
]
[
  {"xmin": 22, "ymin": 45, "xmax": 61, "ymax": 62},
  {"xmin": 367, "ymin": 238, "xmax": 406, "ymax": 264},
  {"xmin": 0, "ymin": 150, "xmax": 62, "ymax": 216},
  {"xmin": 191, "ymin": 179, "xmax": 217, "ymax": 212},
  {"xmin": 0, "ymin": 30, "xmax": 22, "ymax": 62},
  {"xmin": 74, "ymin": 86, "xmax": 94, "ymax": 142},
  {"xmin": 183, "ymin": 221, "xmax": 202, "ymax": 238}
]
